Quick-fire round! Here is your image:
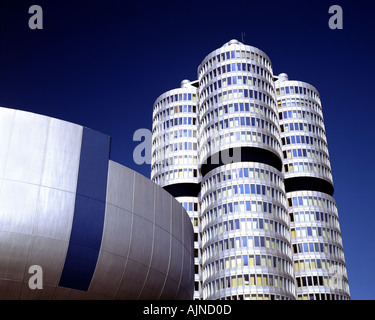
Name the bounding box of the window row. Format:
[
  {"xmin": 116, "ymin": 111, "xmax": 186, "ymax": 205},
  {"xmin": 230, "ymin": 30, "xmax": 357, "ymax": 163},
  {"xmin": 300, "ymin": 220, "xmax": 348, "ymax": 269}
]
[
  {"xmin": 277, "ymin": 97, "xmax": 322, "ymax": 116},
  {"xmin": 276, "ymin": 85, "xmax": 319, "ymax": 102},
  {"xmin": 153, "ymin": 104, "xmax": 197, "ymax": 122},
  {"xmin": 199, "ymin": 96, "xmax": 278, "ymax": 121},
  {"xmin": 278, "ymin": 109, "xmax": 324, "ymax": 127},
  {"xmin": 283, "ymin": 148, "xmax": 330, "ymax": 165},
  {"xmin": 295, "ymin": 275, "xmax": 348, "ymax": 290},
  {"xmin": 152, "ymin": 129, "xmax": 197, "ymax": 147},
  {"xmin": 202, "ymin": 217, "xmax": 289, "ymax": 241},
  {"xmin": 297, "ymin": 293, "xmax": 349, "ymax": 300},
  {"xmin": 292, "ymin": 242, "xmax": 344, "ymax": 259},
  {"xmin": 281, "ymin": 135, "xmax": 328, "ymax": 154},
  {"xmin": 283, "ymin": 161, "xmax": 332, "ymax": 179},
  {"xmin": 152, "ymin": 168, "xmax": 198, "ymax": 184},
  {"xmin": 202, "ymin": 167, "xmax": 283, "ymax": 191},
  {"xmin": 291, "ymin": 226, "xmax": 342, "ymax": 243},
  {"xmin": 280, "ymin": 121, "xmax": 325, "ymax": 138},
  {"xmin": 203, "ymin": 254, "xmax": 293, "ymax": 279},
  {"xmin": 204, "ymin": 274, "xmax": 294, "ymax": 298},
  {"xmin": 200, "ymin": 57, "xmax": 272, "ymax": 88},
  {"xmin": 220, "ymin": 294, "xmax": 291, "ymax": 300},
  {"xmin": 153, "ymin": 92, "xmax": 197, "ymax": 113},
  {"xmin": 200, "ymin": 75, "xmax": 274, "ymax": 99},
  {"xmin": 288, "ymin": 195, "xmax": 336, "ymax": 211},
  {"xmin": 201, "ymin": 131, "xmax": 281, "ymax": 158},
  {"xmin": 200, "ymin": 102, "xmax": 278, "ymax": 127},
  {"xmin": 201, "ymin": 115, "xmax": 279, "ymax": 139},
  {"xmin": 164, "ymin": 116, "xmax": 197, "ymax": 128},
  {"xmin": 289, "ymin": 210, "xmax": 339, "ymax": 227},
  {"xmin": 202, "ymin": 184, "xmax": 285, "ymax": 209},
  {"xmin": 201, "ymin": 202, "xmax": 288, "ymax": 228},
  {"xmin": 294, "ymin": 258, "xmax": 346, "ymax": 273},
  {"xmin": 200, "ymin": 49, "xmax": 271, "ymax": 75},
  {"xmin": 200, "ymin": 87, "xmax": 275, "ymax": 110},
  {"xmin": 152, "ymin": 129, "xmax": 197, "ymax": 149},
  {"xmin": 203, "ymin": 235, "xmax": 291, "ymax": 261},
  {"xmin": 152, "ymin": 117, "xmax": 198, "ymax": 136},
  {"xmin": 151, "ymin": 155, "xmax": 198, "ymax": 173},
  {"xmin": 201, "ymin": 199, "xmax": 287, "ymax": 225},
  {"xmin": 164, "ymin": 141, "xmax": 198, "ymax": 152}
]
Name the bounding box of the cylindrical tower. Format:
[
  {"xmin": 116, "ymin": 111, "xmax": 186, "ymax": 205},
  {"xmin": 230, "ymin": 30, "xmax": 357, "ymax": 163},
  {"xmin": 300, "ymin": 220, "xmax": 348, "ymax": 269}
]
[
  {"xmin": 275, "ymin": 74, "xmax": 350, "ymax": 300},
  {"xmin": 198, "ymin": 40, "xmax": 295, "ymax": 300},
  {"xmin": 151, "ymin": 80, "xmax": 202, "ymax": 299}
]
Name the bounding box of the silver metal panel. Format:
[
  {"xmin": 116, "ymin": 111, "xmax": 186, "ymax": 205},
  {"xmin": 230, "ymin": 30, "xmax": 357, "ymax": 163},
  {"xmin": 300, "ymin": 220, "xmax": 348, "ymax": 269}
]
[
  {"xmin": 115, "ymin": 259, "xmax": 149, "ymax": 299},
  {"xmin": 154, "ymin": 186, "xmax": 172, "ymax": 232},
  {"xmin": 0, "ymin": 180, "xmax": 39, "ymax": 235},
  {"xmin": 33, "ymin": 186, "xmax": 75, "ymax": 241},
  {"xmin": 138, "ymin": 268, "xmax": 166, "ymax": 300},
  {"xmin": 180, "ymin": 245, "xmax": 194, "ymax": 298},
  {"xmin": 84, "ymin": 292, "xmax": 113, "ymax": 300},
  {"xmin": 41, "ymin": 118, "xmax": 82, "ymax": 193},
  {"xmin": 168, "ymin": 235, "xmax": 183, "ymax": 283},
  {"xmin": 53, "ymin": 287, "xmax": 87, "ymax": 300},
  {"xmin": 26, "ymin": 236, "xmax": 69, "ymax": 286},
  {"xmin": 88, "ymin": 250, "xmax": 127, "ymax": 297},
  {"xmin": 150, "ymin": 225, "xmax": 171, "ymax": 274},
  {"xmin": 0, "ymin": 108, "xmax": 15, "ymax": 179},
  {"xmin": 183, "ymin": 214, "xmax": 194, "ymax": 254},
  {"xmin": 4, "ymin": 111, "xmax": 49, "ymax": 185},
  {"xmin": 0, "ymin": 231, "xmax": 33, "ymax": 280},
  {"xmin": 133, "ymin": 172, "xmax": 155, "ymax": 222},
  {"xmin": 100, "ymin": 204, "xmax": 132, "ymax": 257},
  {"xmin": 159, "ymin": 276, "xmax": 179, "ymax": 300},
  {"xmin": 20, "ymin": 283, "xmax": 56, "ymax": 300},
  {"xmin": 128, "ymin": 215, "xmax": 153, "ymax": 266},
  {"xmin": 106, "ymin": 160, "xmax": 134, "ymax": 212},
  {"xmin": 171, "ymin": 200, "xmax": 183, "ymax": 243},
  {"xmin": 0, "ymin": 279, "xmax": 22, "ymax": 300}
]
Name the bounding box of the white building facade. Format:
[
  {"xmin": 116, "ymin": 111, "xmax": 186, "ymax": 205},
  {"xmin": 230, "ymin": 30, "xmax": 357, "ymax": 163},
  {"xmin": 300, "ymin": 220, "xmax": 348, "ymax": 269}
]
[{"xmin": 151, "ymin": 40, "xmax": 350, "ymax": 300}]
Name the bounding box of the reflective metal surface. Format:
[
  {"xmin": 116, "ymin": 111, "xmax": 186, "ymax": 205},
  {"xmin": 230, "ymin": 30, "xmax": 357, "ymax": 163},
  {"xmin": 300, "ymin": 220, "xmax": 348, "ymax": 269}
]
[{"xmin": 0, "ymin": 106, "xmax": 194, "ymax": 300}]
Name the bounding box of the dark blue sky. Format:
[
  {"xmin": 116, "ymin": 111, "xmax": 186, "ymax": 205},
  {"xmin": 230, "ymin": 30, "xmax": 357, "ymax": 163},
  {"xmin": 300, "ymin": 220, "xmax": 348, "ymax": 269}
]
[{"xmin": 1, "ymin": 0, "xmax": 374, "ymax": 300}]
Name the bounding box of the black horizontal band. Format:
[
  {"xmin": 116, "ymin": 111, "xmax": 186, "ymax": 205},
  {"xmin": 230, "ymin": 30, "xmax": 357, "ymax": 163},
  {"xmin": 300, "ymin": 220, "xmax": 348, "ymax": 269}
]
[
  {"xmin": 163, "ymin": 183, "xmax": 201, "ymax": 198},
  {"xmin": 284, "ymin": 176, "xmax": 334, "ymax": 196},
  {"xmin": 200, "ymin": 147, "xmax": 283, "ymax": 177}
]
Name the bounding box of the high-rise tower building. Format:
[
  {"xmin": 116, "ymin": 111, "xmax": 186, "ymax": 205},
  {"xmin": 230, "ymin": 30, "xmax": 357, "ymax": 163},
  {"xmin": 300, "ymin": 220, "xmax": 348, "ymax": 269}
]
[
  {"xmin": 151, "ymin": 40, "xmax": 350, "ymax": 300},
  {"xmin": 197, "ymin": 40, "xmax": 295, "ymax": 300},
  {"xmin": 275, "ymin": 74, "xmax": 350, "ymax": 300},
  {"xmin": 151, "ymin": 80, "xmax": 202, "ymax": 299}
]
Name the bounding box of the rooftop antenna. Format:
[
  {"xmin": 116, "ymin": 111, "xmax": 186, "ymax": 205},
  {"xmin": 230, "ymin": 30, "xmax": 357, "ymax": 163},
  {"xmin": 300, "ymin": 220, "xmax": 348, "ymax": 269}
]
[{"xmin": 241, "ymin": 32, "xmax": 246, "ymax": 44}]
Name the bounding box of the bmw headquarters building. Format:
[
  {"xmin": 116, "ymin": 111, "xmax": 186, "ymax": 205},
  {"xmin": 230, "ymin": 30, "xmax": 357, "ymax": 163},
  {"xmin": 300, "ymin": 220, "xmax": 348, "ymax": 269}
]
[
  {"xmin": 1, "ymin": 40, "xmax": 350, "ymax": 300},
  {"xmin": 151, "ymin": 40, "xmax": 350, "ymax": 300}
]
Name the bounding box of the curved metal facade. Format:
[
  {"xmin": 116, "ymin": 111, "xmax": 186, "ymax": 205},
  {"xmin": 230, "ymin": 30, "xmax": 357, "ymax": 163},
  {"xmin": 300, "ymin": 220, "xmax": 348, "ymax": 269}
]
[{"xmin": 0, "ymin": 106, "xmax": 194, "ymax": 300}]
